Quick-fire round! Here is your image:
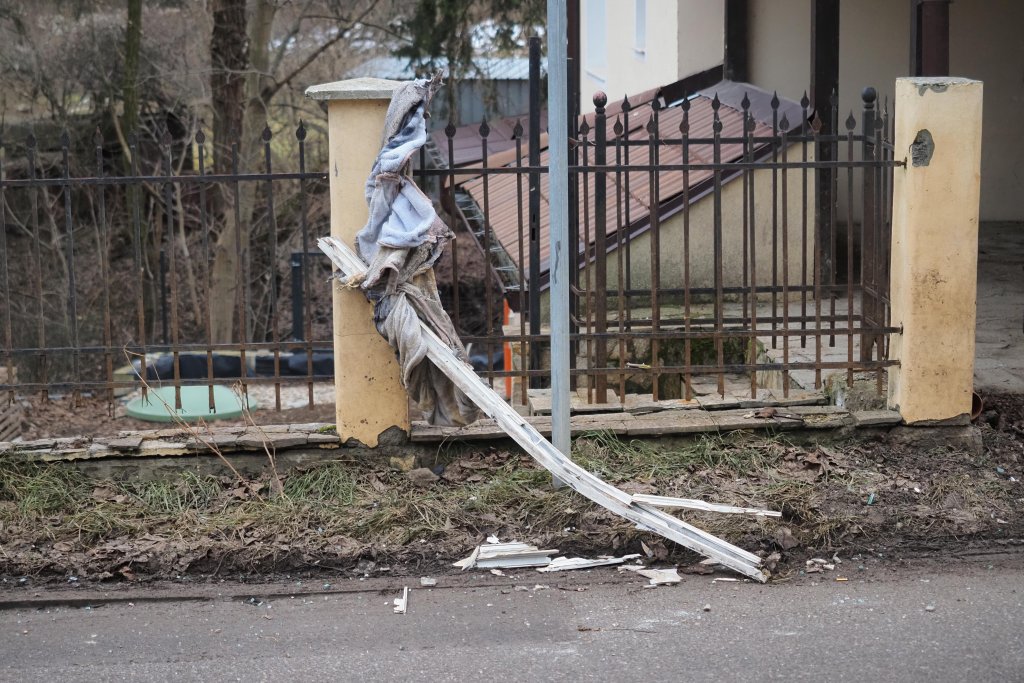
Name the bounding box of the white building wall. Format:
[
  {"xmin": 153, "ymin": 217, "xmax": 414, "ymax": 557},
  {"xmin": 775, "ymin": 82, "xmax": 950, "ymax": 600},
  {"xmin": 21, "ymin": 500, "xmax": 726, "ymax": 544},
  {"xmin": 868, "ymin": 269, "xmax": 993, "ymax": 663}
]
[
  {"xmin": 676, "ymin": 1, "xmax": 726, "ymax": 82},
  {"xmin": 745, "ymin": 0, "xmax": 1022, "ymax": 221},
  {"xmin": 580, "ymin": 0, "xmax": 679, "ymax": 112}
]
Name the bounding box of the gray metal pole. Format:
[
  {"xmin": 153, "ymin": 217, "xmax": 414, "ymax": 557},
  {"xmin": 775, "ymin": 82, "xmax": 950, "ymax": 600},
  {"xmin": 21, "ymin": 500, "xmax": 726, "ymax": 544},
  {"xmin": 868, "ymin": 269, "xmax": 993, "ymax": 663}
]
[{"xmin": 546, "ymin": 0, "xmax": 571, "ymax": 458}]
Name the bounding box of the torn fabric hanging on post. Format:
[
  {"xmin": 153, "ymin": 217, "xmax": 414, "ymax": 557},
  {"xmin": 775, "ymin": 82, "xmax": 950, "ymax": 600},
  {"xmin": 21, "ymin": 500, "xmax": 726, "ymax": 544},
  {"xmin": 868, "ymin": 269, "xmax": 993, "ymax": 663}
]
[{"xmin": 346, "ymin": 73, "xmax": 479, "ymax": 427}]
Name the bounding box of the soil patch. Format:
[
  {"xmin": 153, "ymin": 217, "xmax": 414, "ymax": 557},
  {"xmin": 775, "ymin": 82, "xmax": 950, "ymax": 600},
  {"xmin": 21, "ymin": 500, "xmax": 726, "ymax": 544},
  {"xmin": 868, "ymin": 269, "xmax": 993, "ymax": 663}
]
[{"xmin": 2, "ymin": 394, "xmax": 1022, "ymax": 587}]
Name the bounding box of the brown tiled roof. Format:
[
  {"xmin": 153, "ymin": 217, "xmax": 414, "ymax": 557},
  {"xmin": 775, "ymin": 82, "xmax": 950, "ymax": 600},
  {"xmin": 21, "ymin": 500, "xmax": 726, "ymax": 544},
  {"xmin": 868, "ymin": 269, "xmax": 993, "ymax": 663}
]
[{"xmin": 455, "ymin": 81, "xmax": 804, "ymax": 281}]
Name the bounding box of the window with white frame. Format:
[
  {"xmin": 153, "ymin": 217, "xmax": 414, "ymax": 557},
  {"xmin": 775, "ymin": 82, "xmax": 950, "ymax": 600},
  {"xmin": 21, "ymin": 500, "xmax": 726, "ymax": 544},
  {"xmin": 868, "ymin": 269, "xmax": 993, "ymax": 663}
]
[
  {"xmin": 586, "ymin": 0, "xmax": 607, "ymax": 80},
  {"xmin": 634, "ymin": 0, "xmax": 646, "ymax": 57}
]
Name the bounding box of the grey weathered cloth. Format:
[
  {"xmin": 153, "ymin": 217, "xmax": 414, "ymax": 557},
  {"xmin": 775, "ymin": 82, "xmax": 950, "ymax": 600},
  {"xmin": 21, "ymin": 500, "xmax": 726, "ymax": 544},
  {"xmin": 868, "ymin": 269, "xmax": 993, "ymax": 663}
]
[{"xmin": 353, "ymin": 74, "xmax": 479, "ymax": 427}]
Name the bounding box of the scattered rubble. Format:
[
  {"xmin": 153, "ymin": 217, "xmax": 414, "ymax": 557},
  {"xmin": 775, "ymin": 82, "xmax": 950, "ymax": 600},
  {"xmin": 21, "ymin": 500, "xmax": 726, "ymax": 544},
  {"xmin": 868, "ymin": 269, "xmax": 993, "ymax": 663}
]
[{"xmin": 619, "ymin": 565, "xmax": 682, "ymax": 586}]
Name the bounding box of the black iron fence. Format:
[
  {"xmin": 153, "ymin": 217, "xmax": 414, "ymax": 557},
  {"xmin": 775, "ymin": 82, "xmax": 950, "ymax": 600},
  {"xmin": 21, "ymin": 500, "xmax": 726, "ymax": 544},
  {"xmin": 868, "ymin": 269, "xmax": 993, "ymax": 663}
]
[
  {"xmin": 0, "ymin": 80, "xmax": 901, "ymax": 422},
  {"xmin": 417, "ymin": 83, "xmax": 902, "ymax": 407},
  {"xmin": 0, "ymin": 123, "xmax": 332, "ymax": 414}
]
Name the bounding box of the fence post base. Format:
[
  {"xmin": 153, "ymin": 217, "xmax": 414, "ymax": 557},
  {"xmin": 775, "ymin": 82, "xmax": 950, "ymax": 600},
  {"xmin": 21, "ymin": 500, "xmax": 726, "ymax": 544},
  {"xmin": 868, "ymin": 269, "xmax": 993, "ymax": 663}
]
[
  {"xmin": 887, "ymin": 77, "xmax": 983, "ymax": 424},
  {"xmin": 306, "ymin": 78, "xmax": 410, "ymax": 446}
]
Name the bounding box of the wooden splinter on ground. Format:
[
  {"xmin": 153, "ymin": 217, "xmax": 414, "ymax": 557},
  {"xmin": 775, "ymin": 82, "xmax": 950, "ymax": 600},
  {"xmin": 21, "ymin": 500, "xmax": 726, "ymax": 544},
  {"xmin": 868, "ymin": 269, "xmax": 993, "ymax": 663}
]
[{"xmin": 319, "ymin": 236, "xmax": 768, "ymax": 583}]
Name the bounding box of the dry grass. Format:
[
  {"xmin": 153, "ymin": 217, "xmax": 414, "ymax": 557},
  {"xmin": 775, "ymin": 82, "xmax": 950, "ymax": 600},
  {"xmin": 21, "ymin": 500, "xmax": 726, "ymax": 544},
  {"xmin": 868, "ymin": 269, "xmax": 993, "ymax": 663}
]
[{"xmin": 1, "ymin": 428, "xmax": 1020, "ymax": 580}]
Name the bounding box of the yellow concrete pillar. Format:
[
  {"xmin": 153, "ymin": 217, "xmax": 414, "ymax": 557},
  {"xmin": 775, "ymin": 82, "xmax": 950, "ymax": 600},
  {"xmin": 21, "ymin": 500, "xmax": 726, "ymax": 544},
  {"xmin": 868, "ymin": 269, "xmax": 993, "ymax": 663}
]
[
  {"xmin": 887, "ymin": 77, "xmax": 983, "ymax": 424},
  {"xmin": 306, "ymin": 78, "xmax": 409, "ymax": 445}
]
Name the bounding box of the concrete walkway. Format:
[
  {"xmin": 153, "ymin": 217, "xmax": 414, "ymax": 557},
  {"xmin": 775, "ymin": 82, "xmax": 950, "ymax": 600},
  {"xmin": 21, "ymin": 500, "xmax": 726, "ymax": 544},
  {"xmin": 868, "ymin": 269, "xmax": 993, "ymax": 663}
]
[{"xmin": 974, "ymin": 222, "xmax": 1024, "ymax": 394}]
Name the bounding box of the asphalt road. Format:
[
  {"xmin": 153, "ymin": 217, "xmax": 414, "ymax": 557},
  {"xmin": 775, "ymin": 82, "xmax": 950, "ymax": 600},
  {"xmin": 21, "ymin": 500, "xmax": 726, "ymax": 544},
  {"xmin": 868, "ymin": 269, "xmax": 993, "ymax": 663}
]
[{"xmin": 2, "ymin": 555, "xmax": 1022, "ymax": 682}]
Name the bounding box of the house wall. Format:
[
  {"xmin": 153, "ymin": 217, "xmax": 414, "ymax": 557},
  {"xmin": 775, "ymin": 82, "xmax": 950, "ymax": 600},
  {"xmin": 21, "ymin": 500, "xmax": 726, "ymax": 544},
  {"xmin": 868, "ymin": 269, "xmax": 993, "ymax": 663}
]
[
  {"xmin": 745, "ymin": 0, "xmax": 1022, "ymax": 221},
  {"xmin": 581, "ymin": 0, "xmax": 677, "ymax": 112},
  {"xmin": 676, "ymin": 1, "xmax": 726, "ymax": 81},
  {"xmin": 580, "ymin": 0, "xmax": 724, "ymax": 114},
  {"xmin": 607, "ymin": 152, "xmax": 814, "ymax": 294},
  {"xmin": 542, "ymin": 146, "xmax": 814, "ymax": 316},
  {"xmin": 950, "ymin": 0, "xmax": 1024, "ymax": 221}
]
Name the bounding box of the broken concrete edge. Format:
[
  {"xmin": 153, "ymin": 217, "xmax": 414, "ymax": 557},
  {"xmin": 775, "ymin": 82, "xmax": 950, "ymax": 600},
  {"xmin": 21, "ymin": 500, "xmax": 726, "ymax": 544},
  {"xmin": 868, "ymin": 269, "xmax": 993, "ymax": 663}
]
[
  {"xmin": 0, "ymin": 407, "xmax": 955, "ymax": 465},
  {"xmin": 305, "ymin": 77, "xmax": 404, "ymax": 101},
  {"xmin": 899, "ymin": 412, "xmax": 972, "ymax": 427},
  {"xmin": 0, "ymin": 424, "xmax": 343, "ymax": 463}
]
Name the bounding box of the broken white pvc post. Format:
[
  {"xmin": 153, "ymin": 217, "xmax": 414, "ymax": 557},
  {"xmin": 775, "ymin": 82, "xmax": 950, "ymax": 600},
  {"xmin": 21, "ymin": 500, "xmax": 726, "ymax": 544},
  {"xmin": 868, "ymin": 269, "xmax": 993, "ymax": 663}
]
[
  {"xmin": 305, "ymin": 78, "xmax": 410, "ymax": 446},
  {"xmin": 318, "ymin": 237, "xmax": 767, "ymax": 582},
  {"xmin": 887, "ymin": 77, "xmax": 983, "ymax": 424},
  {"xmin": 547, "ymin": 0, "xmax": 571, "ymax": 461}
]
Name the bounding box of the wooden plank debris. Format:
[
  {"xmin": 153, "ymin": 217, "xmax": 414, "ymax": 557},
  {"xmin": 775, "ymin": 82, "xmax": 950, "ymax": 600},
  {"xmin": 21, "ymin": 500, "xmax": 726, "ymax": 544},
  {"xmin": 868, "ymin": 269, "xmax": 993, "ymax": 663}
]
[
  {"xmin": 631, "ymin": 494, "xmax": 781, "ymax": 517},
  {"xmin": 319, "ymin": 236, "xmax": 768, "ymax": 583}
]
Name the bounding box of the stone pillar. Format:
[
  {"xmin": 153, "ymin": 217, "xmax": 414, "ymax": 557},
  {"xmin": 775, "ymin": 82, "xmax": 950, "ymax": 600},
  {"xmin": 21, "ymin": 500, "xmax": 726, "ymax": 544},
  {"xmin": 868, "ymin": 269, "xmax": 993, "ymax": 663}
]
[
  {"xmin": 305, "ymin": 78, "xmax": 409, "ymax": 446},
  {"xmin": 887, "ymin": 77, "xmax": 983, "ymax": 424}
]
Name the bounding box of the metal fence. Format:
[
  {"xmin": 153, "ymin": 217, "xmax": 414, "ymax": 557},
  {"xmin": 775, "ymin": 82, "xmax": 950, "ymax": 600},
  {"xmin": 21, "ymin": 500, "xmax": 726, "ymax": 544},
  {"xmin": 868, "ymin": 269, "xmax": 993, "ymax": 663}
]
[
  {"xmin": 0, "ymin": 123, "xmax": 332, "ymax": 414},
  {"xmin": 0, "ymin": 81, "xmax": 901, "ymax": 420},
  {"xmin": 417, "ymin": 84, "xmax": 902, "ymax": 406}
]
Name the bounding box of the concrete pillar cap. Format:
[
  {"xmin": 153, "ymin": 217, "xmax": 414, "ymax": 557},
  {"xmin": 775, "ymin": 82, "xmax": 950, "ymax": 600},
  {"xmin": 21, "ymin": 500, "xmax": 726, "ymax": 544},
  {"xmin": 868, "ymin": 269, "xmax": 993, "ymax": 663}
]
[{"xmin": 305, "ymin": 77, "xmax": 404, "ymax": 101}]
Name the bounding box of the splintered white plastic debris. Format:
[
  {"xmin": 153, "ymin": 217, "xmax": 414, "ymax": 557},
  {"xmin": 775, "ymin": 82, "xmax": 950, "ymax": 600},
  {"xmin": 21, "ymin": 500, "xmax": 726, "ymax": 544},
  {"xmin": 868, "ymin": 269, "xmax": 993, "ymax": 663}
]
[
  {"xmin": 536, "ymin": 554, "xmax": 642, "ymax": 572},
  {"xmin": 453, "ymin": 542, "xmax": 559, "ymax": 570},
  {"xmin": 393, "ymin": 586, "xmax": 409, "ymax": 614}
]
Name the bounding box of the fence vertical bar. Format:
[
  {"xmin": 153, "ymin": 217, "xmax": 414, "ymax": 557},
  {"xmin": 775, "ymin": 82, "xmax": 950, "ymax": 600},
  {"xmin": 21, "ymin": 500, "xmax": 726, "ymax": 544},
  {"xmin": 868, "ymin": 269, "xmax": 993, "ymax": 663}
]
[
  {"xmin": 26, "ymin": 135, "xmax": 47, "ymax": 400},
  {"xmin": 592, "ymin": 92, "xmax": 608, "ymax": 403},
  {"xmin": 0, "ymin": 134, "xmax": 13, "ymax": 403},
  {"xmin": 578, "ymin": 119, "xmax": 592, "ymax": 402},
  {"xmin": 129, "ymin": 133, "xmax": 146, "ymax": 401},
  {"xmin": 810, "ymin": 121, "xmax": 822, "ymax": 388},
  {"xmin": 613, "ymin": 115, "xmax": 627, "ymax": 403},
  {"xmin": 828, "ymin": 90, "xmax": 839, "ymax": 347},
  {"xmin": 746, "ymin": 112, "xmax": 759, "ymax": 396},
  {"xmin": 230, "ymin": 142, "xmax": 248, "ymax": 403},
  {"xmin": 528, "ymin": 39, "xmax": 542, "ymax": 389},
  {"xmin": 860, "ymin": 88, "xmax": 878, "ymax": 363},
  {"xmin": 681, "ymin": 97, "xmax": 693, "ymax": 400},
  {"xmin": 780, "ymin": 117, "xmax": 791, "ymax": 397},
  {"xmin": 711, "ymin": 96, "xmax": 725, "ymax": 398},
  {"xmin": 647, "ymin": 105, "xmax": 661, "ymax": 400},
  {"xmin": 513, "ymin": 120, "xmax": 528, "ymax": 406},
  {"xmin": 769, "ymin": 94, "xmax": 780, "ymax": 349},
  {"xmin": 800, "ymin": 93, "xmax": 810, "ymax": 348},
  {"xmin": 621, "ymin": 96, "xmax": 633, "ymax": 346},
  {"xmin": 263, "ymin": 125, "xmax": 281, "ymax": 411},
  {"xmin": 479, "ymin": 120, "xmax": 495, "ymax": 390},
  {"xmin": 94, "ymin": 129, "xmax": 114, "ymax": 408},
  {"xmin": 296, "ymin": 122, "xmax": 315, "ymax": 406},
  {"xmin": 60, "ymin": 131, "xmax": 81, "ymax": 405},
  {"xmin": 196, "ymin": 129, "xmax": 216, "ymax": 413},
  {"xmin": 844, "ymin": 112, "xmax": 856, "ymax": 386},
  {"xmin": 160, "ymin": 131, "xmax": 182, "ymax": 410}
]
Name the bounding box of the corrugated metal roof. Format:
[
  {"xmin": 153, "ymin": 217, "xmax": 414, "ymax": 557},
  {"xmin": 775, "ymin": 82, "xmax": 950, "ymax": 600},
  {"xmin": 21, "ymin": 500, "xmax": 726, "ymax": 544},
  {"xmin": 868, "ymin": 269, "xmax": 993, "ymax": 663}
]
[
  {"xmin": 347, "ymin": 56, "xmax": 545, "ymax": 81},
  {"xmin": 430, "ymin": 114, "xmax": 548, "ymax": 168},
  {"xmin": 457, "ymin": 83, "xmax": 804, "ymax": 280}
]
